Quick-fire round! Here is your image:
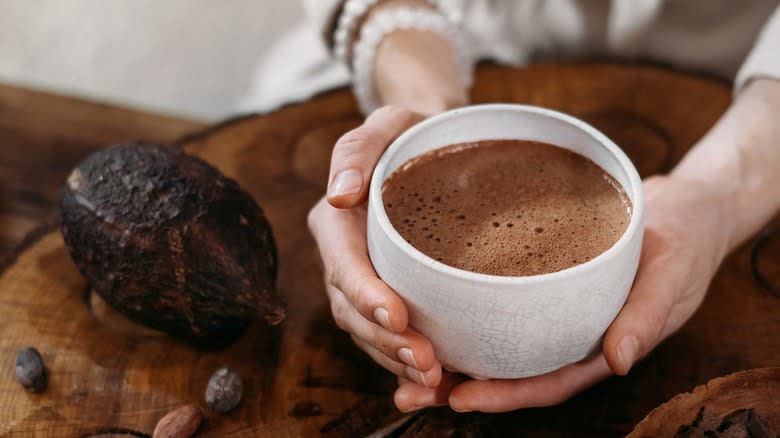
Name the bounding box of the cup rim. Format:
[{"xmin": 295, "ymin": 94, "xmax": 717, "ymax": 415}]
[{"xmin": 369, "ymin": 103, "xmax": 644, "ymax": 285}]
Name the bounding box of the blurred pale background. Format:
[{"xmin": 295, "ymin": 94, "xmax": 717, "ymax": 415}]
[{"xmin": 0, "ymin": 0, "xmax": 300, "ymax": 121}]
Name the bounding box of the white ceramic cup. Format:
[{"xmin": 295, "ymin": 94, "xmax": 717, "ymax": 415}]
[{"xmin": 367, "ymin": 104, "xmax": 644, "ymax": 379}]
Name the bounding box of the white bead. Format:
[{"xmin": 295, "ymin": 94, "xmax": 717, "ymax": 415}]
[
  {"xmin": 334, "ymin": 0, "xmax": 460, "ymax": 64},
  {"xmin": 361, "ymin": 25, "xmax": 378, "ymax": 43},
  {"xmin": 398, "ymin": 10, "xmax": 412, "ymax": 27},
  {"xmin": 345, "ymin": 0, "xmax": 363, "ymax": 15},
  {"xmin": 368, "ymin": 20, "xmax": 386, "ymax": 34},
  {"xmin": 334, "ymin": 0, "xmax": 383, "ymax": 61}
]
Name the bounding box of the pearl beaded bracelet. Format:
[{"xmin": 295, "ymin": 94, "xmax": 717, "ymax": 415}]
[
  {"xmin": 333, "ymin": 0, "xmax": 444, "ymax": 62},
  {"xmin": 333, "ymin": 0, "xmax": 380, "ymax": 62},
  {"xmin": 350, "ymin": 6, "xmax": 473, "ymax": 114}
]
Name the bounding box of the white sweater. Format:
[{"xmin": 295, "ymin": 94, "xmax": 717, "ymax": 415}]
[{"xmin": 240, "ymin": 0, "xmax": 780, "ymax": 113}]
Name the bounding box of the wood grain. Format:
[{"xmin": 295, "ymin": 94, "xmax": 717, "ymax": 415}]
[
  {"xmin": 628, "ymin": 367, "xmax": 780, "ymax": 437},
  {"xmin": 0, "ymin": 83, "xmax": 203, "ymax": 256},
  {"xmin": 0, "ymin": 64, "xmax": 778, "ymax": 437}
]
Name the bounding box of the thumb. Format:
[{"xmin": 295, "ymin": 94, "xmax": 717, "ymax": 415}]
[
  {"xmin": 602, "ymin": 241, "xmax": 678, "ymax": 376},
  {"xmin": 327, "ymin": 106, "xmax": 423, "ymax": 208}
]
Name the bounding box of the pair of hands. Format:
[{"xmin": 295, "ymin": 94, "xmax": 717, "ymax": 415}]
[{"xmin": 307, "ymin": 106, "xmax": 729, "ymax": 413}]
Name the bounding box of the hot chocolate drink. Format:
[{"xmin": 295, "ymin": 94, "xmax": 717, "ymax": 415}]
[{"xmin": 382, "ymin": 139, "xmax": 632, "ymax": 276}]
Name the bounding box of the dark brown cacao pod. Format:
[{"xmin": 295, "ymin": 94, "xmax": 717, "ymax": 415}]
[{"xmin": 60, "ymin": 142, "xmax": 284, "ymax": 347}]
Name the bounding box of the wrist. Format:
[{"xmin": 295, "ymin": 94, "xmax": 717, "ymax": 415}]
[
  {"xmin": 374, "ymin": 28, "xmax": 469, "ymax": 114},
  {"xmin": 669, "ymin": 78, "xmax": 780, "ymax": 251},
  {"xmin": 334, "ymin": 0, "xmax": 434, "ymax": 63},
  {"xmin": 646, "ymin": 174, "xmax": 736, "ymax": 268},
  {"xmin": 350, "ymin": 4, "xmax": 472, "ymax": 115}
]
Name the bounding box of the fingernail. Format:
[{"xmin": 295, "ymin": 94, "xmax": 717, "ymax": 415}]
[
  {"xmin": 329, "ymin": 168, "xmax": 363, "ymax": 198},
  {"xmin": 373, "ymin": 307, "xmax": 392, "ymax": 331},
  {"xmin": 406, "ymin": 366, "xmax": 429, "ymax": 388},
  {"xmin": 397, "ymin": 347, "xmax": 418, "ymax": 369},
  {"xmin": 450, "ymin": 397, "xmax": 472, "ymax": 413},
  {"xmin": 617, "ymin": 336, "xmax": 639, "ymax": 374}
]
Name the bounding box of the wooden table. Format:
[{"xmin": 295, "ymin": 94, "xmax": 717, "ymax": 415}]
[{"xmin": 0, "ymin": 64, "xmax": 778, "ymax": 437}]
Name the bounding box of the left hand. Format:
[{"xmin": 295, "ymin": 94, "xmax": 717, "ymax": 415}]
[{"xmin": 393, "ymin": 174, "xmax": 734, "ymax": 412}]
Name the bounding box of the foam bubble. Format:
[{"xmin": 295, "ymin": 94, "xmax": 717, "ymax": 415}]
[{"xmin": 382, "ymin": 140, "xmax": 631, "ymax": 276}]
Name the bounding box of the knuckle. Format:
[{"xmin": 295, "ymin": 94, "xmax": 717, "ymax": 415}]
[
  {"xmin": 352, "ymin": 275, "xmax": 379, "ymax": 315},
  {"xmin": 373, "ymin": 105, "xmax": 405, "ymax": 119},
  {"xmin": 352, "ymin": 278, "xmax": 367, "ymax": 309},
  {"xmin": 326, "ymin": 258, "xmax": 373, "ymax": 312},
  {"xmin": 325, "ymin": 262, "xmax": 341, "ymax": 290},
  {"xmin": 334, "ymin": 128, "xmax": 377, "ymax": 160},
  {"xmin": 634, "ymin": 306, "xmax": 670, "ymax": 350},
  {"xmin": 306, "ymin": 202, "xmax": 321, "ymax": 234},
  {"xmin": 323, "ymin": 250, "xmax": 348, "ymax": 288},
  {"xmin": 330, "ymin": 299, "xmax": 350, "ymax": 332},
  {"xmin": 372, "ymin": 330, "xmax": 392, "ymax": 355},
  {"xmin": 643, "ymin": 305, "xmax": 669, "ymax": 335}
]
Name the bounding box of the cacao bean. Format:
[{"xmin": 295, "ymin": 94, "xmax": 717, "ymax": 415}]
[
  {"xmin": 153, "ymin": 404, "xmax": 202, "ymax": 438},
  {"xmin": 15, "ymin": 347, "xmax": 47, "ymax": 392},
  {"xmin": 205, "ymin": 367, "xmax": 243, "ymax": 413}
]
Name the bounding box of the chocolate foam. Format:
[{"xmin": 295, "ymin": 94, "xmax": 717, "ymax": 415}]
[{"xmin": 382, "ymin": 140, "xmax": 631, "ymax": 276}]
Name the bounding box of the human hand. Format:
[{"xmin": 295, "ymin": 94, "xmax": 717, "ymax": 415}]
[
  {"xmin": 394, "ymin": 174, "xmax": 733, "ymax": 412},
  {"xmin": 308, "ymin": 106, "xmax": 445, "ymax": 387}
]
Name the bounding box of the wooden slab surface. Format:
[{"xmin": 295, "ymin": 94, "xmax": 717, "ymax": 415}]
[
  {"xmin": 629, "ymin": 367, "xmax": 780, "ymax": 437},
  {"xmin": 0, "ymin": 64, "xmax": 778, "ymax": 437},
  {"xmin": 0, "ymin": 83, "xmax": 203, "ymax": 255}
]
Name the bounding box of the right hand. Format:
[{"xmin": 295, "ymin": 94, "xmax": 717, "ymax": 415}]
[{"xmin": 307, "ymin": 106, "xmax": 443, "ymax": 388}]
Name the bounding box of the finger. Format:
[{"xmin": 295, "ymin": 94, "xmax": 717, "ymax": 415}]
[
  {"xmin": 398, "ymin": 376, "xmax": 413, "ymax": 385},
  {"xmin": 328, "ymin": 284, "xmax": 436, "ymax": 371},
  {"xmin": 352, "ymin": 335, "xmax": 442, "ymax": 388},
  {"xmin": 309, "ymin": 199, "xmax": 408, "ymax": 333},
  {"xmin": 394, "ymin": 371, "xmax": 466, "ymax": 412},
  {"xmin": 447, "ymin": 354, "xmax": 612, "ymax": 413},
  {"xmin": 602, "ymin": 229, "xmax": 680, "ymax": 376},
  {"xmin": 327, "ymin": 106, "xmax": 423, "ymax": 208}
]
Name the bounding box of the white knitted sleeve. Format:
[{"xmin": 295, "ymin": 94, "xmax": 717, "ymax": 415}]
[{"xmin": 735, "ymin": 5, "xmax": 780, "ymax": 92}]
